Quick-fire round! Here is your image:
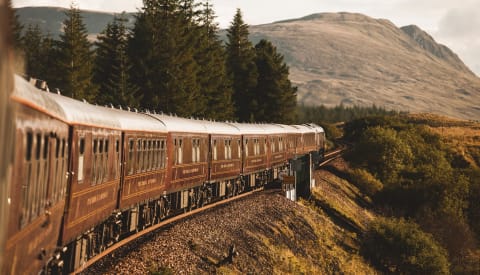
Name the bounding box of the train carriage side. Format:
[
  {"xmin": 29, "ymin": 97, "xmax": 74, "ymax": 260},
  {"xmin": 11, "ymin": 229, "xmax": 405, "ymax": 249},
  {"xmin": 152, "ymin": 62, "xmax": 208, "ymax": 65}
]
[
  {"xmin": 48, "ymin": 94, "xmax": 123, "ymax": 270},
  {"xmin": 306, "ymin": 123, "xmax": 326, "ymax": 161},
  {"xmin": 279, "ymin": 124, "xmax": 300, "ymax": 160},
  {"xmin": 292, "ymin": 125, "xmax": 317, "ymax": 156},
  {"xmin": 262, "ymin": 124, "xmax": 288, "ymax": 169},
  {"xmin": 114, "ymin": 111, "xmax": 168, "ymax": 233},
  {"xmin": 204, "ymin": 121, "xmax": 242, "ymax": 199},
  {"xmin": 228, "ymin": 123, "xmax": 269, "ymax": 189},
  {"xmin": 4, "ymin": 76, "xmax": 69, "ymax": 274},
  {"xmin": 148, "ymin": 115, "xmax": 209, "ymax": 212}
]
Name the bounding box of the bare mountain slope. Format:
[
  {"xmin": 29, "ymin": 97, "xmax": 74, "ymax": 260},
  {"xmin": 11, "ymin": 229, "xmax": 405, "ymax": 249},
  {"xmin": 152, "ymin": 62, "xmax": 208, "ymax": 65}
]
[{"xmin": 249, "ymin": 13, "xmax": 480, "ymax": 120}]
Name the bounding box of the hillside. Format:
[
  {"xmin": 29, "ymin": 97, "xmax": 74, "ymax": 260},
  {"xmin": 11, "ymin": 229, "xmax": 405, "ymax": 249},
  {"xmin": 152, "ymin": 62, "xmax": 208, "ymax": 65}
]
[
  {"xmin": 84, "ymin": 161, "xmax": 377, "ymax": 274},
  {"xmin": 248, "ymin": 13, "xmax": 480, "ymax": 120},
  {"xmin": 15, "ymin": 8, "xmax": 480, "ymax": 120}
]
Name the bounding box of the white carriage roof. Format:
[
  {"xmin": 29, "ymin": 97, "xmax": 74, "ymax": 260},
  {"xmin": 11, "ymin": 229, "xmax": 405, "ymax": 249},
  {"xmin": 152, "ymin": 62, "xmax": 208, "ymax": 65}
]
[
  {"xmin": 149, "ymin": 114, "xmax": 210, "ymax": 134},
  {"xmin": 306, "ymin": 123, "xmax": 325, "ymax": 133},
  {"xmin": 203, "ymin": 120, "xmax": 241, "ymax": 135},
  {"xmin": 227, "ymin": 122, "xmax": 267, "ymax": 135},
  {"xmin": 50, "ymin": 93, "xmax": 168, "ymax": 132},
  {"xmin": 14, "ymin": 76, "xmax": 166, "ymax": 132},
  {"xmin": 274, "ymin": 124, "xmax": 302, "ymax": 134},
  {"xmin": 292, "ymin": 124, "xmax": 316, "ymax": 134},
  {"xmin": 261, "ymin": 124, "xmax": 290, "ymax": 135},
  {"xmin": 12, "ymin": 75, "xmax": 67, "ymax": 121}
]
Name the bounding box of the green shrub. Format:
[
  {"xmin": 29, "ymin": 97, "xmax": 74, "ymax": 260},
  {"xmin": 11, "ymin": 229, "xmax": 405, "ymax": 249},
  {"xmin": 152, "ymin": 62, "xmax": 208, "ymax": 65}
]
[
  {"xmin": 361, "ymin": 218, "xmax": 450, "ymax": 275},
  {"xmin": 349, "ymin": 168, "xmax": 383, "ymax": 197}
]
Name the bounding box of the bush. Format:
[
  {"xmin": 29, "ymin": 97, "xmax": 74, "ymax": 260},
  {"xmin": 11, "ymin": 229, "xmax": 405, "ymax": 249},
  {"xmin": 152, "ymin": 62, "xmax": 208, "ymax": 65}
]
[
  {"xmin": 349, "ymin": 168, "xmax": 383, "ymax": 197},
  {"xmin": 347, "ymin": 126, "xmax": 413, "ymax": 184},
  {"xmin": 361, "ymin": 218, "xmax": 450, "ymax": 275}
]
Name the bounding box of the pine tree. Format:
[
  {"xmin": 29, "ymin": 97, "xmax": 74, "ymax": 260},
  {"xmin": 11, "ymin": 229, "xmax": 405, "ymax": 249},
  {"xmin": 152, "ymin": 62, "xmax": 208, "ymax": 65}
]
[
  {"xmin": 225, "ymin": 9, "xmax": 258, "ymax": 122},
  {"xmin": 129, "ymin": 0, "xmax": 201, "ymax": 117},
  {"xmin": 55, "ymin": 5, "xmax": 97, "ymax": 101},
  {"xmin": 196, "ymin": 1, "xmax": 234, "ymax": 120},
  {"xmin": 22, "ymin": 24, "xmax": 43, "ymax": 78},
  {"xmin": 254, "ymin": 39, "xmax": 297, "ymax": 123},
  {"xmin": 37, "ymin": 33, "xmax": 57, "ymax": 85},
  {"xmin": 94, "ymin": 15, "xmax": 140, "ymax": 108}
]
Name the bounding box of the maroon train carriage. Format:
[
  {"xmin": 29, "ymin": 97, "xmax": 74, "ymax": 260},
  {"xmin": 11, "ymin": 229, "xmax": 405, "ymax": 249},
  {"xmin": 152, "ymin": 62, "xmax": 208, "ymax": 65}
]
[
  {"xmin": 148, "ymin": 114, "xmax": 210, "ymax": 212},
  {"xmin": 262, "ymin": 124, "xmax": 288, "ymax": 172},
  {"xmin": 292, "ymin": 125, "xmax": 317, "ymax": 156},
  {"xmin": 280, "ymin": 124, "xmax": 302, "ymax": 160},
  {"xmin": 46, "ymin": 91, "xmax": 124, "ymax": 269},
  {"xmin": 4, "ymin": 75, "xmax": 69, "ymax": 274},
  {"xmin": 203, "ymin": 121, "xmax": 243, "ymax": 199},
  {"xmin": 228, "ymin": 123, "xmax": 270, "ymax": 189},
  {"xmin": 306, "ymin": 123, "xmax": 326, "ymax": 162},
  {"xmin": 114, "ymin": 110, "xmax": 168, "ymax": 234}
]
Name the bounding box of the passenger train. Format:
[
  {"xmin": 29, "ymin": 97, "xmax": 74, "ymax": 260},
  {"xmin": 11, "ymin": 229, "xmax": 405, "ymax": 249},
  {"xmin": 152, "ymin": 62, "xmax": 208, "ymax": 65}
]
[{"xmin": 1, "ymin": 75, "xmax": 325, "ymax": 274}]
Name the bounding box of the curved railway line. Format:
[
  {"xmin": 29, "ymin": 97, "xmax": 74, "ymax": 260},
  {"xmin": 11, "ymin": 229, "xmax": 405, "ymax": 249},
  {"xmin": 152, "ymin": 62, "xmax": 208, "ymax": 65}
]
[{"xmin": 74, "ymin": 145, "xmax": 346, "ymax": 274}]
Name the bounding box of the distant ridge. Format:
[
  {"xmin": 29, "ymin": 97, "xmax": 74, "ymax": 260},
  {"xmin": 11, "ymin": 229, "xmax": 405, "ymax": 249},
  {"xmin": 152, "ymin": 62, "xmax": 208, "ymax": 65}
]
[
  {"xmin": 400, "ymin": 25, "xmax": 474, "ymax": 75},
  {"xmin": 15, "ymin": 8, "xmax": 480, "ymax": 120}
]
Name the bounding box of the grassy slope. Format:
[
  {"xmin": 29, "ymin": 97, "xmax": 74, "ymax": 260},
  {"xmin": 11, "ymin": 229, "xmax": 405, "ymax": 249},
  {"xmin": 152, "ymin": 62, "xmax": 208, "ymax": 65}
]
[
  {"xmin": 407, "ymin": 113, "xmax": 480, "ymax": 168},
  {"xmin": 217, "ymin": 161, "xmax": 378, "ymax": 275}
]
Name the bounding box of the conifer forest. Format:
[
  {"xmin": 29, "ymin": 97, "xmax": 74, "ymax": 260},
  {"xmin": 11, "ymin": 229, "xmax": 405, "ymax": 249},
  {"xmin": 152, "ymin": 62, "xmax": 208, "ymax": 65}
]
[{"xmin": 14, "ymin": 1, "xmax": 297, "ymax": 124}]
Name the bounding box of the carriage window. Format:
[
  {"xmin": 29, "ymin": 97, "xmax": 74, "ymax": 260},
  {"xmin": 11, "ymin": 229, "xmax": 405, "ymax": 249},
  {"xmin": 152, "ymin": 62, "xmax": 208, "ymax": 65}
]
[
  {"xmin": 238, "ymin": 139, "xmax": 241, "ymax": 159},
  {"xmin": 104, "ymin": 139, "xmax": 109, "ymax": 181},
  {"xmin": 21, "ymin": 131, "xmax": 34, "ymax": 227},
  {"xmin": 128, "ymin": 139, "xmax": 134, "ymax": 175},
  {"xmin": 114, "ymin": 139, "xmax": 119, "ymax": 178},
  {"xmin": 137, "ymin": 139, "xmax": 142, "ymax": 172},
  {"xmin": 160, "ymin": 140, "xmax": 166, "ymax": 168},
  {"xmin": 43, "ymin": 135, "xmax": 48, "ymax": 159},
  {"xmin": 143, "ymin": 140, "xmax": 148, "ymax": 171},
  {"xmin": 213, "ymin": 139, "xmax": 217, "ymax": 161},
  {"xmin": 224, "ymin": 140, "xmax": 228, "ymax": 160},
  {"xmin": 61, "ymin": 139, "xmax": 67, "ymax": 197},
  {"xmin": 245, "ymin": 139, "xmax": 248, "ymax": 157},
  {"xmin": 147, "ymin": 140, "xmax": 152, "ymax": 171},
  {"xmin": 192, "ymin": 139, "xmax": 196, "ymax": 163},
  {"xmin": 175, "ymin": 138, "xmax": 183, "ymax": 164},
  {"xmin": 93, "ymin": 139, "xmax": 99, "ymax": 185},
  {"xmin": 35, "ymin": 133, "xmax": 41, "ymax": 160},
  {"xmin": 192, "ymin": 139, "xmax": 200, "ymax": 163},
  {"xmin": 253, "ymin": 139, "xmax": 259, "ymax": 156},
  {"xmin": 224, "ymin": 139, "xmax": 231, "ymax": 160},
  {"xmin": 78, "ymin": 137, "xmax": 85, "ymax": 182},
  {"xmin": 152, "ymin": 140, "xmax": 157, "ymax": 169},
  {"xmin": 26, "ymin": 131, "xmax": 33, "ymax": 161}
]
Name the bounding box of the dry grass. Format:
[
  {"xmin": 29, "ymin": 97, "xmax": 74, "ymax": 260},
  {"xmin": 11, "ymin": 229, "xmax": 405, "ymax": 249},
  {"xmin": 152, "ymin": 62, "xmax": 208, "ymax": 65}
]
[{"xmin": 406, "ymin": 114, "xmax": 480, "ymax": 168}]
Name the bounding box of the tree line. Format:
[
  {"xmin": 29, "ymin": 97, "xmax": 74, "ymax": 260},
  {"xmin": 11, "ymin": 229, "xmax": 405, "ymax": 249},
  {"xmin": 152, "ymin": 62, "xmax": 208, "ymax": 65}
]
[{"xmin": 12, "ymin": 0, "xmax": 297, "ymax": 124}]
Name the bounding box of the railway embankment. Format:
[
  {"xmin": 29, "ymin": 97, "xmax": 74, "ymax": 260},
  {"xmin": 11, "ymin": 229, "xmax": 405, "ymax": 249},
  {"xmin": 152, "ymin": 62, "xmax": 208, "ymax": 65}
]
[{"xmin": 84, "ymin": 157, "xmax": 377, "ymax": 274}]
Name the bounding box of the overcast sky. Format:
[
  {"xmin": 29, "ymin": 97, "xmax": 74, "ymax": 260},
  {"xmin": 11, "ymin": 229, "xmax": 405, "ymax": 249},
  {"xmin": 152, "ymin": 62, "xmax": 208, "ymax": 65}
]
[{"xmin": 12, "ymin": 0, "xmax": 480, "ymax": 75}]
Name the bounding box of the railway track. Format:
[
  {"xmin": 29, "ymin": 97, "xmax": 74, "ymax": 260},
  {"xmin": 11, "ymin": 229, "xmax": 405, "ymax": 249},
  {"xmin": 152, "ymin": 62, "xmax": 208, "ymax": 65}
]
[
  {"xmin": 75, "ymin": 145, "xmax": 346, "ymax": 274},
  {"xmin": 319, "ymin": 143, "xmax": 347, "ymax": 167}
]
